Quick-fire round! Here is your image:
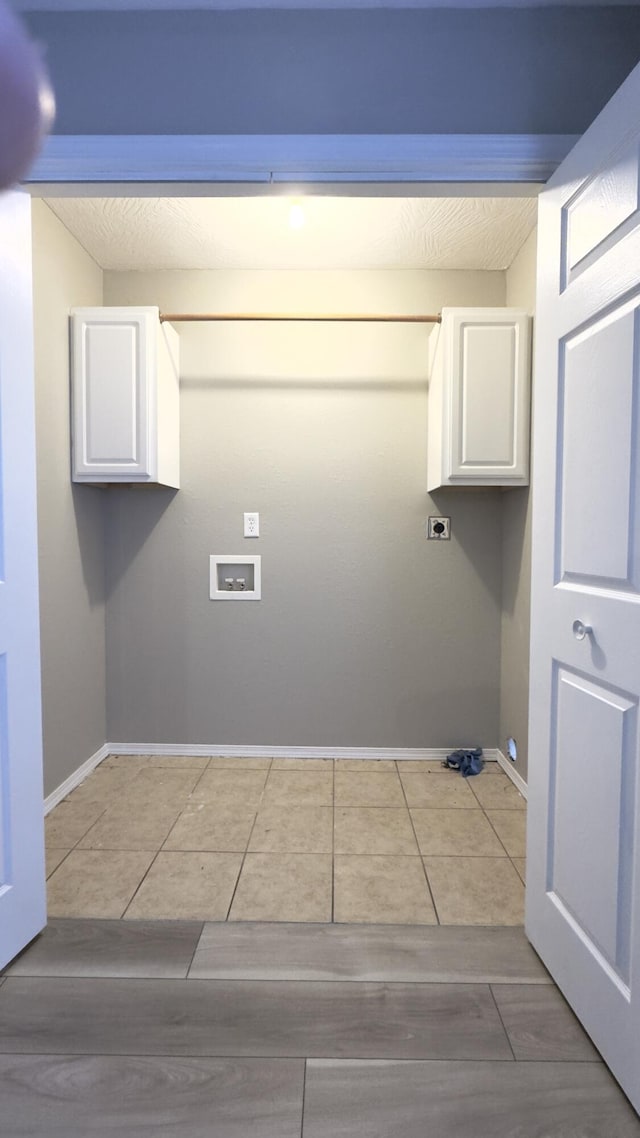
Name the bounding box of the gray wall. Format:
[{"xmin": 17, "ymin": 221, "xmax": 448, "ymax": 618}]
[
  {"xmin": 500, "ymin": 227, "xmax": 537, "ymax": 783},
  {"xmin": 104, "ymin": 268, "xmax": 506, "ymax": 749},
  {"xmin": 31, "ymin": 200, "xmax": 107, "ymax": 796},
  {"xmin": 25, "ymin": 8, "xmax": 640, "ymax": 136}
]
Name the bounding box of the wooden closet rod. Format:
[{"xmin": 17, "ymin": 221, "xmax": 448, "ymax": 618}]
[{"xmin": 159, "ymin": 312, "xmax": 442, "ymax": 324}]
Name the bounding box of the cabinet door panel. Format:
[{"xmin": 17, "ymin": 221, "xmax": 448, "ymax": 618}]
[
  {"xmin": 450, "ymin": 311, "xmax": 529, "ymax": 483},
  {"xmin": 73, "ymin": 311, "xmax": 150, "ymax": 480},
  {"xmin": 457, "ymin": 323, "xmax": 516, "ymax": 468}
]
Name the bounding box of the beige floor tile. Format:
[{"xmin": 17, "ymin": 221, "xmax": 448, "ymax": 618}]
[
  {"xmin": 487, "ymin": 810, "xmax": 527, "ymax": 857},
  {"xmin": 78, "ymin": 797, "xmax": 182, "ymax": 851},
  {"xmin": 334, "ymin": 807, "xmax": 418, "ymax": 855},
  {"xmin": 261, "ymin": 771, "xmax": 333, "ymax": 807},
  {"xmin": 229, "ymin": 853, "xmax": 332, "ymax": 922},
  {"xmin": 400, "ymin": 774, "xmax": 478, "ymax": 809},
  {"xmin": 335, "ymin": 772, "xmax": 404, "ymax": 808},
  {"xmin": 45, "ymin": 801, "xmax": 108, "ymax": 849},
  {"xmin": 207, "ymin": 756, "xmax": 272, "ymax": 770},
  {"xmin": 45, "ymin": 847, "xmax": 70, "ymax": 878},
  {"xmin": 512, "ymin": 858, "xmax": 526, "ymax": 884},
  {"xmin": 141, "ymin": 754, "xmax": 211, "ymax": 769},
  {"xmin": 271, "ymin": 757, "xmax": 333, "ymax": 770},
  {"xmin": 47, "ymin": 850, "xmax": 154, "ymax": 918},
  {"xmin": 125, "ymin": 852, "xmax": 243, "ymax": 920},
  {"xmin": 334, "ymin": 759, "xmax": 397, "ymax": 772},
  {"xmin": 249, "ymin": 805, "xmax": 333, "ymax": 853},
  {"xmin": 411, "ymin": 809, "xmax": 507, "ymax": 857},
  {"xmin": 334, "ymin": 855, "xmax": 437, "ymax": 924},
  {"xmin": 469, "ymin": 771, "xmax": 526, "ymax": 810},
  {"xmin": 64, "ymin": 765, "xmax": 142, "ymax": 807},
  {"xmin": 164, "ymin": 802, "xmax": 256, "ymax": 852},
  {"xmin": 424, "ymin": 856, "xmax": 525, "ymax": 925},
  {"xmin": 190, "ymin": 768, "xmax": 268, "ymax": 808},
  {"xmin": 396, "ymin": 760, "xmax": 451, "ymax": 775},
  {"xmin": 125, "ymin": 768, "xmax": 202, "ymax": 803},
  {"xmin": 102, "ymin": 754, "xmax": 152, "ymax": 771}
]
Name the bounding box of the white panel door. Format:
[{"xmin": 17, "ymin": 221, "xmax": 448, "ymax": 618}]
[
  {"xmin": 527, "ymin": 60, "xmax": 640, "ymax": 1111},
  {"xmin": 0, "ymin": 192, "xmax": 46, "ymax": 969}
]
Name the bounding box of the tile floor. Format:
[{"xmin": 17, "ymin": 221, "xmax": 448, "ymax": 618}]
[{"xmin": 45, "ymin": 756, "xmax": 526, "ymax": 924}]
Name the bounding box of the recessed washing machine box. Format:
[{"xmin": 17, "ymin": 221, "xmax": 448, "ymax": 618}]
[{"xmin": 209, "ymin": 555, "xmax": 261, "ymax": 600}]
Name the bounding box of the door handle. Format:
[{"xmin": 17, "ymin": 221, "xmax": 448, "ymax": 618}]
[{"xmin": 572, "ymin": 619, "xmax": 593, "ymax": 641}]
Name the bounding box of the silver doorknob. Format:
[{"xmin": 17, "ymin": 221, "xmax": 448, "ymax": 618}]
[{"xmin": 572, "ymin": 619, "xmax": 592, "ymax": 641}]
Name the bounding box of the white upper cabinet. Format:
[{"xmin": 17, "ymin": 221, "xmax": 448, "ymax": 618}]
[
  {"xmin": 71, "ymin": 306, "xmax": 180, "ymax": 487},
  {"xmin": 427, "ymin": 307, "xmax": 531, "ymax": 491}
]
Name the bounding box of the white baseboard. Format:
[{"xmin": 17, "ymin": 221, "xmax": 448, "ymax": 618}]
[
  {"xmin": 106, "ymin": 742, "xmax": 501, "ymax": 763},
  {"xmin": 43, "ymin": 742, "xmax": 503, "ymax": 812},
  {"xmin": 43, "ymin": 743, "xmax": 111, "ymax": 816},
  {"xmin": 496, "ymin": 748, "xmax": 528, "ymax": 800}
]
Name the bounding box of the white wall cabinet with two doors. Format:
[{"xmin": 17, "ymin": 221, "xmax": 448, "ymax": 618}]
[
  {"xmin": 71, "ymin": 303, "xmax": 528, "ymax": 492},
  {"xmin": 71, "ymin": 306, "xmax": 180, "ymax": 487},
  {"xmin": 427, "ymin": 307, "xmax": 531, "ymax": 491}
]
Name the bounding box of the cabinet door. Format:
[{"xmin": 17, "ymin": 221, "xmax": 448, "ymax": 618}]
[
  {"xmin": 449, "ymin": 310, "xmax": 530, "ymax": 483},
  {"xmin": 72, "ymin": 309, "xmax": 152, "ymax": 481}
]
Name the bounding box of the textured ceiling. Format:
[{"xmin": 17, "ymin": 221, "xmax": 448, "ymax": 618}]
[{"xmin": 44, "ymin": 196, "xmax": 537, "ymax": 272}]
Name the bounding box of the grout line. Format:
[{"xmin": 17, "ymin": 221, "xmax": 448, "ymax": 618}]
[
  {"xmin": 45, "ymin": 848, "xmax": 74, "ymax": 880},
  {"xmin": 480, "ymin": 803, "xmax": 516, "ymax": 859},
  {"xmin": 50, "ymin": 846, "xmax": 265, "ymax": 854},
  {"xmin": 331, "ymin": 759, "xmax": 335, "ymax": 923},
  {"xmin": 188, "ymin": 761, "xmax": 216, "ymax": 797},
  {"xmin": 223, "ymin": 776, "xmax": 270, "ymax": 921},
  {"xmin": 510, "ymin": 856, "xmax": 526, "ymax": 886},
  {"xmin": 160, "ymin": 802, "xmax": 199, "ymax": 852},
  {"xmin": 466, "ymin": 776, "xmax": 483, "ymax": 806},
  {"xmin": 120, "ymin": 849, "xmax": 163, "ymax": 919},
  {"xmin": 47, "ymin": 800, "xmax": 112, "ymax": 855},
  {"xmin": 223, "ymin": 841, "xmax": 253, "ymax": 922},
  {"xmin": 300, "ymin": 1058, "xmax": 308, "ymax": 1138},
  {"xmin": 322, "ymin": 804, "xmax": 424, "ymax": 810},
  {"xmin": 397, "ymin": 761, "xmax": 440, "ymax": 925},
  {"xmin": 488, "ymin": 984, "xmax": 517, "ymax": 1061}
]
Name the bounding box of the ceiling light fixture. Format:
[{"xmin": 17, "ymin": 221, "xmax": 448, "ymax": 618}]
[{"xmin": 288, "ymin": 199, "xmax": 305, "ymax": 230}]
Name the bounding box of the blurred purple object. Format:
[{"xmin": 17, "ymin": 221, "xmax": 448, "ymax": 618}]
[{"xmin": 0, "ymin": 0, "xmax": 54, "ymax": 189}]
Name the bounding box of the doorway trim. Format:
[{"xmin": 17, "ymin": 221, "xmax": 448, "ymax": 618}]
[{"xmin": 27, "ymin": 133, "xmax": 577, "ymax": 190}]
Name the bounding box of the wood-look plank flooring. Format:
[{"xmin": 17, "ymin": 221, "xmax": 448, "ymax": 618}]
[
  {"xmin": 7, "ymin": 918, "xmax": 203, "ymax": 979},
  {"xmin": 1, "ymin": 920, "xmax": 639, "ymax": 1137},
  {"xmin": 302, "ymin": 1060, "xmax": 640, "ymax": 1138},
  {"xmin": 188, "ymin": 919, "xmax": 550, "ymax": 983}
]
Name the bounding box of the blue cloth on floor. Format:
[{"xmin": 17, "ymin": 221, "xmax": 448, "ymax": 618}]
[{"xmin": 443, "ymin": 748, "xmax": 484, "ymax": 777}]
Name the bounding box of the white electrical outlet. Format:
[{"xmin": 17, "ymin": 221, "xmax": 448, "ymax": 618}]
[{"xmin": 244, "ymin": 512, "xmax": 260, "ymax": 538}]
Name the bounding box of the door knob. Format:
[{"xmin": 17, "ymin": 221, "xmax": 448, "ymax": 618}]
[{"xmin": 572, "ymin": 619, "xmax": 592, "ymax": 641}]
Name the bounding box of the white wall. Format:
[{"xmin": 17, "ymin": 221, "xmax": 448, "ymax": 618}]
[
  {"xmin": 103, "ymin": 267, "xmax": 508, "ymax": 750},
  {"xmin": 506, "ymin": 227, "xmax": 537, "ymax": 314},
  {"xmin": 32, "ymin": 200, "xmax": 107, "ymax": 796},
  {"xmin": 500, "ymin": 226, "xmax": 537, "ymax": 781},
  {"xmin": 31, "ymin": 232, "xmax": 536, "ymax": 774}
]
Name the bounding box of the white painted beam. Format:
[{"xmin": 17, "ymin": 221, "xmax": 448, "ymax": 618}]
[{"xmin": 27, "ymin": 133, "xmax": 577, "ymax": 188}]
